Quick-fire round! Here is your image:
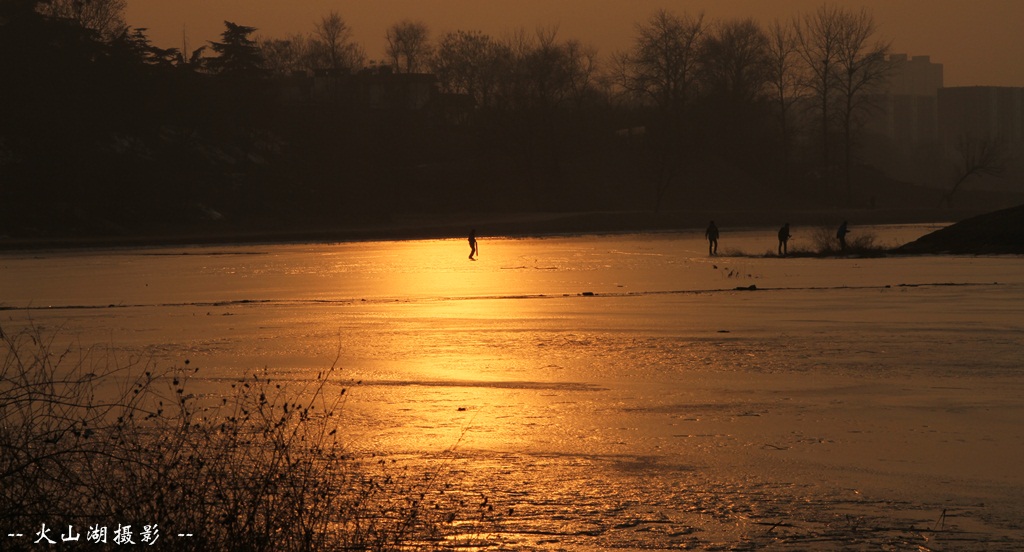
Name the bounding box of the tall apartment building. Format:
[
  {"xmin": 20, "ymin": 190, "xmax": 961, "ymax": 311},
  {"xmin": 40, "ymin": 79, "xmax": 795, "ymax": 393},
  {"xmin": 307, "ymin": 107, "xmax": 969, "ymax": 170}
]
[
  {"xmin": 938, "ymin": 86, "xmax": 1024, "ymax": 154},
  {"xmin": 885, "ymin": 54, "xmax": 945, "ymax": 97},
  {"xmin": 863, "ymin": 54, "xmax": 944, "ymax": 183},
  {"xmin": 870, "ymin": 54, "xmax": 943, "ymax": 152},
  {"xmin": 866, "ymin": 54, "xmax": 1023, "ymax": 187}
]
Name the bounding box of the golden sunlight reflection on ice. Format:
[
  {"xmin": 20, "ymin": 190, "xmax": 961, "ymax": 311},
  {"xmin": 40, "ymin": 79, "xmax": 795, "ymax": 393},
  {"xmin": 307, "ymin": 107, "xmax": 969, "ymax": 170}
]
[
  {"xmin": 330, "ymin": 239, "xmax": 574, "ymax": 453},
  {"xmin": 334, "ymin": 235, "xmax": 674, "ymax": 302}
]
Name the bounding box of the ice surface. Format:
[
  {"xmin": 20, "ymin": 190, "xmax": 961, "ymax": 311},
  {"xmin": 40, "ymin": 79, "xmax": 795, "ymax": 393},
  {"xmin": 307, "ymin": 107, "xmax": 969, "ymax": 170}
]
[{"xmin": 3, "ymin": 225, "xmax": 1023, "ymax": 549}]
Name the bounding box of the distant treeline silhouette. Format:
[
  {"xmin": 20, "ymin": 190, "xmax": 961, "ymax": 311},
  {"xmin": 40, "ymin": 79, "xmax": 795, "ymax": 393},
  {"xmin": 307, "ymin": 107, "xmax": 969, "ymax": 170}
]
[{"xmin": 0, "ymin": 1, "xmax": 995, "ymax": 240}]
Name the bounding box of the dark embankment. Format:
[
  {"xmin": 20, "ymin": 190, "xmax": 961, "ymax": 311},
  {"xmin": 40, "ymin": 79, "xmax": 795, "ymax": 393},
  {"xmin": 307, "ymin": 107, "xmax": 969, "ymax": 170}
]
[{"xmin": 898, "ymin": 204, "xmax": 1024, "ymax": 254}]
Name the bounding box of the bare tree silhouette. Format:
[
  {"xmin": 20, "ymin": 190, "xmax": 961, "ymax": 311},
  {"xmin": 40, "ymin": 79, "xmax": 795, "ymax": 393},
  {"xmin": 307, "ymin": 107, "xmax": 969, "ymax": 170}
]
[
  {"xmin": 942, "ymin": 133, "xmax": 1006, "ymax": 207},
  {"xmin": 612, "ymin": 9, "xmax": 705, "ymax": 212},
  {"xmin": 386, "ymin": 20, "xmax": 432, "ymax": 73}
]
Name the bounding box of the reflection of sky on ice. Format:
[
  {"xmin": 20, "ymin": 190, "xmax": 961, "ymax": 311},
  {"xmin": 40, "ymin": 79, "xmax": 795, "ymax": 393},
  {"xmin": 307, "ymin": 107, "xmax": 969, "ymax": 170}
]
[{"xmin": 3, "ymin": 224, "xmax": 1023, "ymax": 549}]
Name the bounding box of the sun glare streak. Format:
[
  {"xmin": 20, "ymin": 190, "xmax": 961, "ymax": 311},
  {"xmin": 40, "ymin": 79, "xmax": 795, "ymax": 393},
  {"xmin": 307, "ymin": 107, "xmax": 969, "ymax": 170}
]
[
  {"xmin": 322, "ymin": 239, "xmax": 570, "ymax": 452},
  {"xmin": 345, "ymin": 237, "xmax": 579, "ymax": 301}
]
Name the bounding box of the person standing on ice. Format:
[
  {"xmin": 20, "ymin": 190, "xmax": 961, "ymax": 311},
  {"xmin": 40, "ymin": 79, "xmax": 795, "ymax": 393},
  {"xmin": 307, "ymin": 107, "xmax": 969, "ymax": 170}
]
[
  {"xmin": 468, "ymin": 229, "xmax": 478, "ymax": 260},
  {"xmin": 705, "ymin": 221, "xmax": 719, "ymax": 256},
  {"xmin": 778, "ymin": 223, "xmax": 791, "ymax": 257},
  {"xmin": 837, "ymin": 221, "xmax": 849, "ymax": 252}
]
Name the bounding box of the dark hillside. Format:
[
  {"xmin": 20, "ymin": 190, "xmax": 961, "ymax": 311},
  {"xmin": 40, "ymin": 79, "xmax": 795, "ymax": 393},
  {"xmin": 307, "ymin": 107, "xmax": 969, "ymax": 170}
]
[{"xmin": 898, "ymin": 204, "xmax": 1024, "ymax": 254}]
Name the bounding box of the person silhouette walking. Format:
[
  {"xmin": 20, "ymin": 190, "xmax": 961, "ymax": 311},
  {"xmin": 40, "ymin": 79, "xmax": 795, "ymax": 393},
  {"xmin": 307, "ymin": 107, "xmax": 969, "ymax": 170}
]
[
  {"xmin": 705, "ymin": 221, "xmax": 719, "ymax": 256},
  {"xmin": 778, "ymin": 223, "xmax": 791, "ymax": 257},
  {"xmin": 836, "ymin": 221, "xmax": 849, "ymax": 252},
  {"xmin": 468, "ymin": 229, "xmax": 478, "ymax": 260}
]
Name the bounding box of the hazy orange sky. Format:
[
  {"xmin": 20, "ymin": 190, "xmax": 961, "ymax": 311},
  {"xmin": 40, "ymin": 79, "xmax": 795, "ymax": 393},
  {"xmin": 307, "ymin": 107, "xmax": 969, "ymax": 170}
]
[{"xmin": 125, "ymin": 0, "xmax": 1024, "ymax": 87}]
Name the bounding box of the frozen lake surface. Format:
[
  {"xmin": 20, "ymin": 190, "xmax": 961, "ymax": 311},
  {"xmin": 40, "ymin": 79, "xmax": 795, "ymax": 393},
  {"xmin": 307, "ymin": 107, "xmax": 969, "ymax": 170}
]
[{"xmin": 3, "ymin": 224, "xmax": 1024, "ymax": 549}]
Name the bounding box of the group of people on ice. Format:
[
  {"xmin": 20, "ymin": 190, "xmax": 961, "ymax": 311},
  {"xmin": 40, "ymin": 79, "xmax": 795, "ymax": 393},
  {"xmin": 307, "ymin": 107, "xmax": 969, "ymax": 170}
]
[
  {"xmin": 467, "ymin": 220, "xmax": 853, "ymax": 260},
  {"xmin": 704, "ymin": 220, "xmax": 849, "ymax": 257}
]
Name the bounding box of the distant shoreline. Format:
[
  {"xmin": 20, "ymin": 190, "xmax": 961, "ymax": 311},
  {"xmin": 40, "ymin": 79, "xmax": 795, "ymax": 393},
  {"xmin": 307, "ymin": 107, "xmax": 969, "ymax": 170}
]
[{"xmin": 0, "ymin": 207, "xmax": 987, "ymax": 253}]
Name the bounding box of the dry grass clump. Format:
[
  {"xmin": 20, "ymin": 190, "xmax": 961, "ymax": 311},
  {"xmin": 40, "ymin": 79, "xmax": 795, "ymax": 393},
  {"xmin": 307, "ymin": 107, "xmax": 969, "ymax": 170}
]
[
  {"xmin": 1, "ymin": 324, "xmax": 481, "ymax": 551},
  {"xmin": 782, "ymin": 224, "xmax": 885, "ymax": 257}
]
